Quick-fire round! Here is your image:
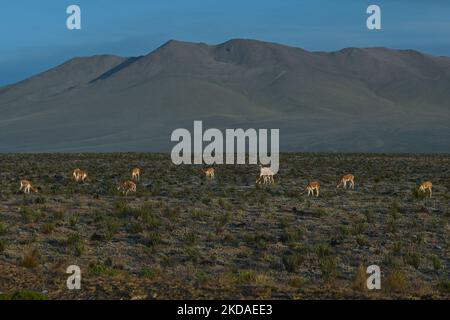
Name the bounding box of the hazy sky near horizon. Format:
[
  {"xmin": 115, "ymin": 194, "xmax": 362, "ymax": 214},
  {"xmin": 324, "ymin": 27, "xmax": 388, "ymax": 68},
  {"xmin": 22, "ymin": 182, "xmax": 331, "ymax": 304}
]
[{"xmin": 1, "ymin": 0, "xmax": 450, "ymax": 86}]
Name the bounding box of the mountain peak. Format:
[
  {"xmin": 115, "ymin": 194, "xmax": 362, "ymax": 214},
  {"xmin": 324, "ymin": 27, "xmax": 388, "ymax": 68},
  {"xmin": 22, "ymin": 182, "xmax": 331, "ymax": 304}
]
[
  {"xmin": 157, "ymin": 39, "xmax": 207, "ymax": 51},
  {"xmin": 1, "ymin": 39, "xmax": 449, "ymax": 153},
  {"xmin": 160, "ymin": 39, "xmax": 187, "ymax": 47}
]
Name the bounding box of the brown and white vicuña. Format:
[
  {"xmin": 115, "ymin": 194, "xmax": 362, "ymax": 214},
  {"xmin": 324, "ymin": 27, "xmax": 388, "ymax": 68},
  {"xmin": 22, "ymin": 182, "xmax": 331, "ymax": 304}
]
[
  {"xmin": 203, "ymin": 167, "xmax": 215, "ymax": 179},
  {"xmin": 256, "ymin": 165, "xmax": 275, "ymax": 185},
  {"xmin": 72, "ymin": 168, "xmax": 87, "ymax": 182},
  {"xmin": 19, "ymin": 179, "xmax": 38, "ymax": 194},
  {"xmin": 419, "ymin": 181, "xmax": 432, "ymax": 198},
  {"xmin": 303, "ymin": 181, "xmax": 320, "ymax": 197},
  {"xmin": 336, "ymin": 174, "xmax": 355, "ymax": 190},
  {"xmin": 131, "ymin": 167, "xmax": 141, "ymax": 182},
  {"xmin": 118, "ymin": 180, "xmax": 137, "ymax": 196}
]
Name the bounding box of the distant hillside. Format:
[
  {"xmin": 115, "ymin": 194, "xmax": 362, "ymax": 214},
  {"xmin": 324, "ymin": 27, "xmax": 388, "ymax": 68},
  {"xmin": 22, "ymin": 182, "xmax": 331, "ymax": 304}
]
[{"xmin": 1, "ymin": 39, "xmax": 449, "ymax": 152}]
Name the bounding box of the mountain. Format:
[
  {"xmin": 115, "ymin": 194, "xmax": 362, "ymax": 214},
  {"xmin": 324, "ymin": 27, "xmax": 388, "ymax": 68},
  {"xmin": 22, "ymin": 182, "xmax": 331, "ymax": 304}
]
[{"xmin": 1, "ymin": 39, "xmax": 450, "ymax": 153}]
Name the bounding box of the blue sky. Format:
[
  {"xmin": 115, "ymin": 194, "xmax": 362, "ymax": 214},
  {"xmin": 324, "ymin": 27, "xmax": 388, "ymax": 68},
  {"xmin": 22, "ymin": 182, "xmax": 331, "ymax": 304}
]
[{"xmin": 1, "ymin": 0, "xmax": 450, "ymax": 86}]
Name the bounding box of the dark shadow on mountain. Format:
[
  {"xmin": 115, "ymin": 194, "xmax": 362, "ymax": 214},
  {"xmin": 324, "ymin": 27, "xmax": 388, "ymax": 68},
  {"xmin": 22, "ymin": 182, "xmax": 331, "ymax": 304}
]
[{"xmin": 90, "ymin": 56, "xmax": 144, "ymax": 83}]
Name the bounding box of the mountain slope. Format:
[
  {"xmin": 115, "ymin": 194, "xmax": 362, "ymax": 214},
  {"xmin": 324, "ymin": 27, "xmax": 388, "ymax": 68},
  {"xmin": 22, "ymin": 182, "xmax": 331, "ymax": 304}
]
[{"xmin": 0, "ymin": 39, "xmax": 449, "ymax": 152}]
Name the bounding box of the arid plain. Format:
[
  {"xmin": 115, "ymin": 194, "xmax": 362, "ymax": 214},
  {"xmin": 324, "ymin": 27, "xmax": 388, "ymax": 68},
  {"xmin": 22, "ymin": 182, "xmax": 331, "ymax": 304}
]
[{"xmin": 0, "ymin": 153, "xmax": 448, "ymax": 299}]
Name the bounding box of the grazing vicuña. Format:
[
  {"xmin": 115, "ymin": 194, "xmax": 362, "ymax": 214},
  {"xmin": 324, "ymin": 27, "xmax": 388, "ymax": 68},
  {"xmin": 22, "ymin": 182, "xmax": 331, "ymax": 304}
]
[
  {"xmin": 419, "ymin": 181, "xmax": 433, "ymax": 198},
  {"xmin": 72, "ymin": 168, "xmax": 87, "ymax": 182},
  {"xmin": 19, "ymin": 179, "xmax": 38, "ymax": 194},
  {"xmin": 118, "ymin": 180, "xmax": 137, "ymax": 196},
  {"xmin": 337, "ymin": 174, "xmax": 355, "ymax": 190}
]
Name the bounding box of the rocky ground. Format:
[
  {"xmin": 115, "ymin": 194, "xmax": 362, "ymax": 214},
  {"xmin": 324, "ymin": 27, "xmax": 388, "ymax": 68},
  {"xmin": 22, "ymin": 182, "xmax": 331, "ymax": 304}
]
[{"xmin": 0, "ymin": 153, "xmax": 449, "ymax": 300}]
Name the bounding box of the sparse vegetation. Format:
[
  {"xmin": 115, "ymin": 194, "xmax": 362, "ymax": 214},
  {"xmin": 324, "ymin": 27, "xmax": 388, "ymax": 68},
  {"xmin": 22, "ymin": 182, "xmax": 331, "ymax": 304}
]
[
  {"xmin": 0, "ymin": 222, "xmax": 6, "ymax": 235},
  {"xmin": 312, "ymin": 208, "xmax": 328, "ymax": 217},
  {"xmin": 431, "ymin": 255, "xmax": 443, "ymax": 270},
  {"xmin": 384, "ymin": 270, "xmax": 407, "ymax": 294},
  {"xmin": 40, "ymin": 222, "xmax": 55, "ymax": 234},
  {"xmin": 21, "ymin": 248, "xmax": 40, "ymax": 268},
  {"xmin": 283, "ymin": 250, "xmax": 305, "ymax": 273},
  {"xmin": 0, "ymin": 153, "xmax": 448, "ymax": 299},
  {"xmin": 353, "ymin": 264, "xmax": 367, "ymax": 292},
  {"xmin": 404, "ymin": 251, "xmax": 421, "ymax": 269},
  {"xmin": 0, "ymin": 240, "xmax": 6, "ymax": 253},
  {"xmin": 0, "ymin": 291, "xmax": 48, "ymax": 300}
]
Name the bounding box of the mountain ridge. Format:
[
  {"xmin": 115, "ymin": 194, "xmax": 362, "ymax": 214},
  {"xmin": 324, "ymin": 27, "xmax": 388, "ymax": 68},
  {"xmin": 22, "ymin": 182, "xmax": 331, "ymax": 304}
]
[{"xmin": 0, "ymin": 39, "xmax": 449, "ymax": 153}]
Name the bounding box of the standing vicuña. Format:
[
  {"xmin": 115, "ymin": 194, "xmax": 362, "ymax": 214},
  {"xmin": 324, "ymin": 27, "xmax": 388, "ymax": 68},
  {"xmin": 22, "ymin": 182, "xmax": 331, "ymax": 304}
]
[
  {"xmin": 419, "ymin": 181, "xmax": 432, "ymax": 198},
  {"xmin": 203, "ymin": 167, "xmax": 215, "ymax": 179},
  {"xmin": 336, "ymin": 174, "xmax": 355, "ymax": 190},
  {"xmin": 256, "ymin": 174, "xmax": 272, "ymax": 185},
  {"xmin": 131, "ymin": 168, "xmax": 141, "ymax": 182},
  {"xmin": 256, "ymin": 165, "xmax": 275, "ymax": 185},
  {"xmin": 118, "ymin": 180, "xmax": 137, "ymax": 196},
  {"xmin": 19, "ymin": 180, "xmax": 38, "ymax": 194},
  {"xmin": 72, "ymin": 168, "xmax": 87, "ymax": 182},
  {"xmin": 303, "ymin": 181, "xmax": 320, "ymax": 197}
]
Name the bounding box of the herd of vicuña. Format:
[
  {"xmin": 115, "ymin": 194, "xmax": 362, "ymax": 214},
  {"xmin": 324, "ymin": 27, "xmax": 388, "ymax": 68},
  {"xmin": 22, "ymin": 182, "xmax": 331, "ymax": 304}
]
[{"xmin": 18, "ymin": 165, "xmax": 434, "ymax": 198}]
